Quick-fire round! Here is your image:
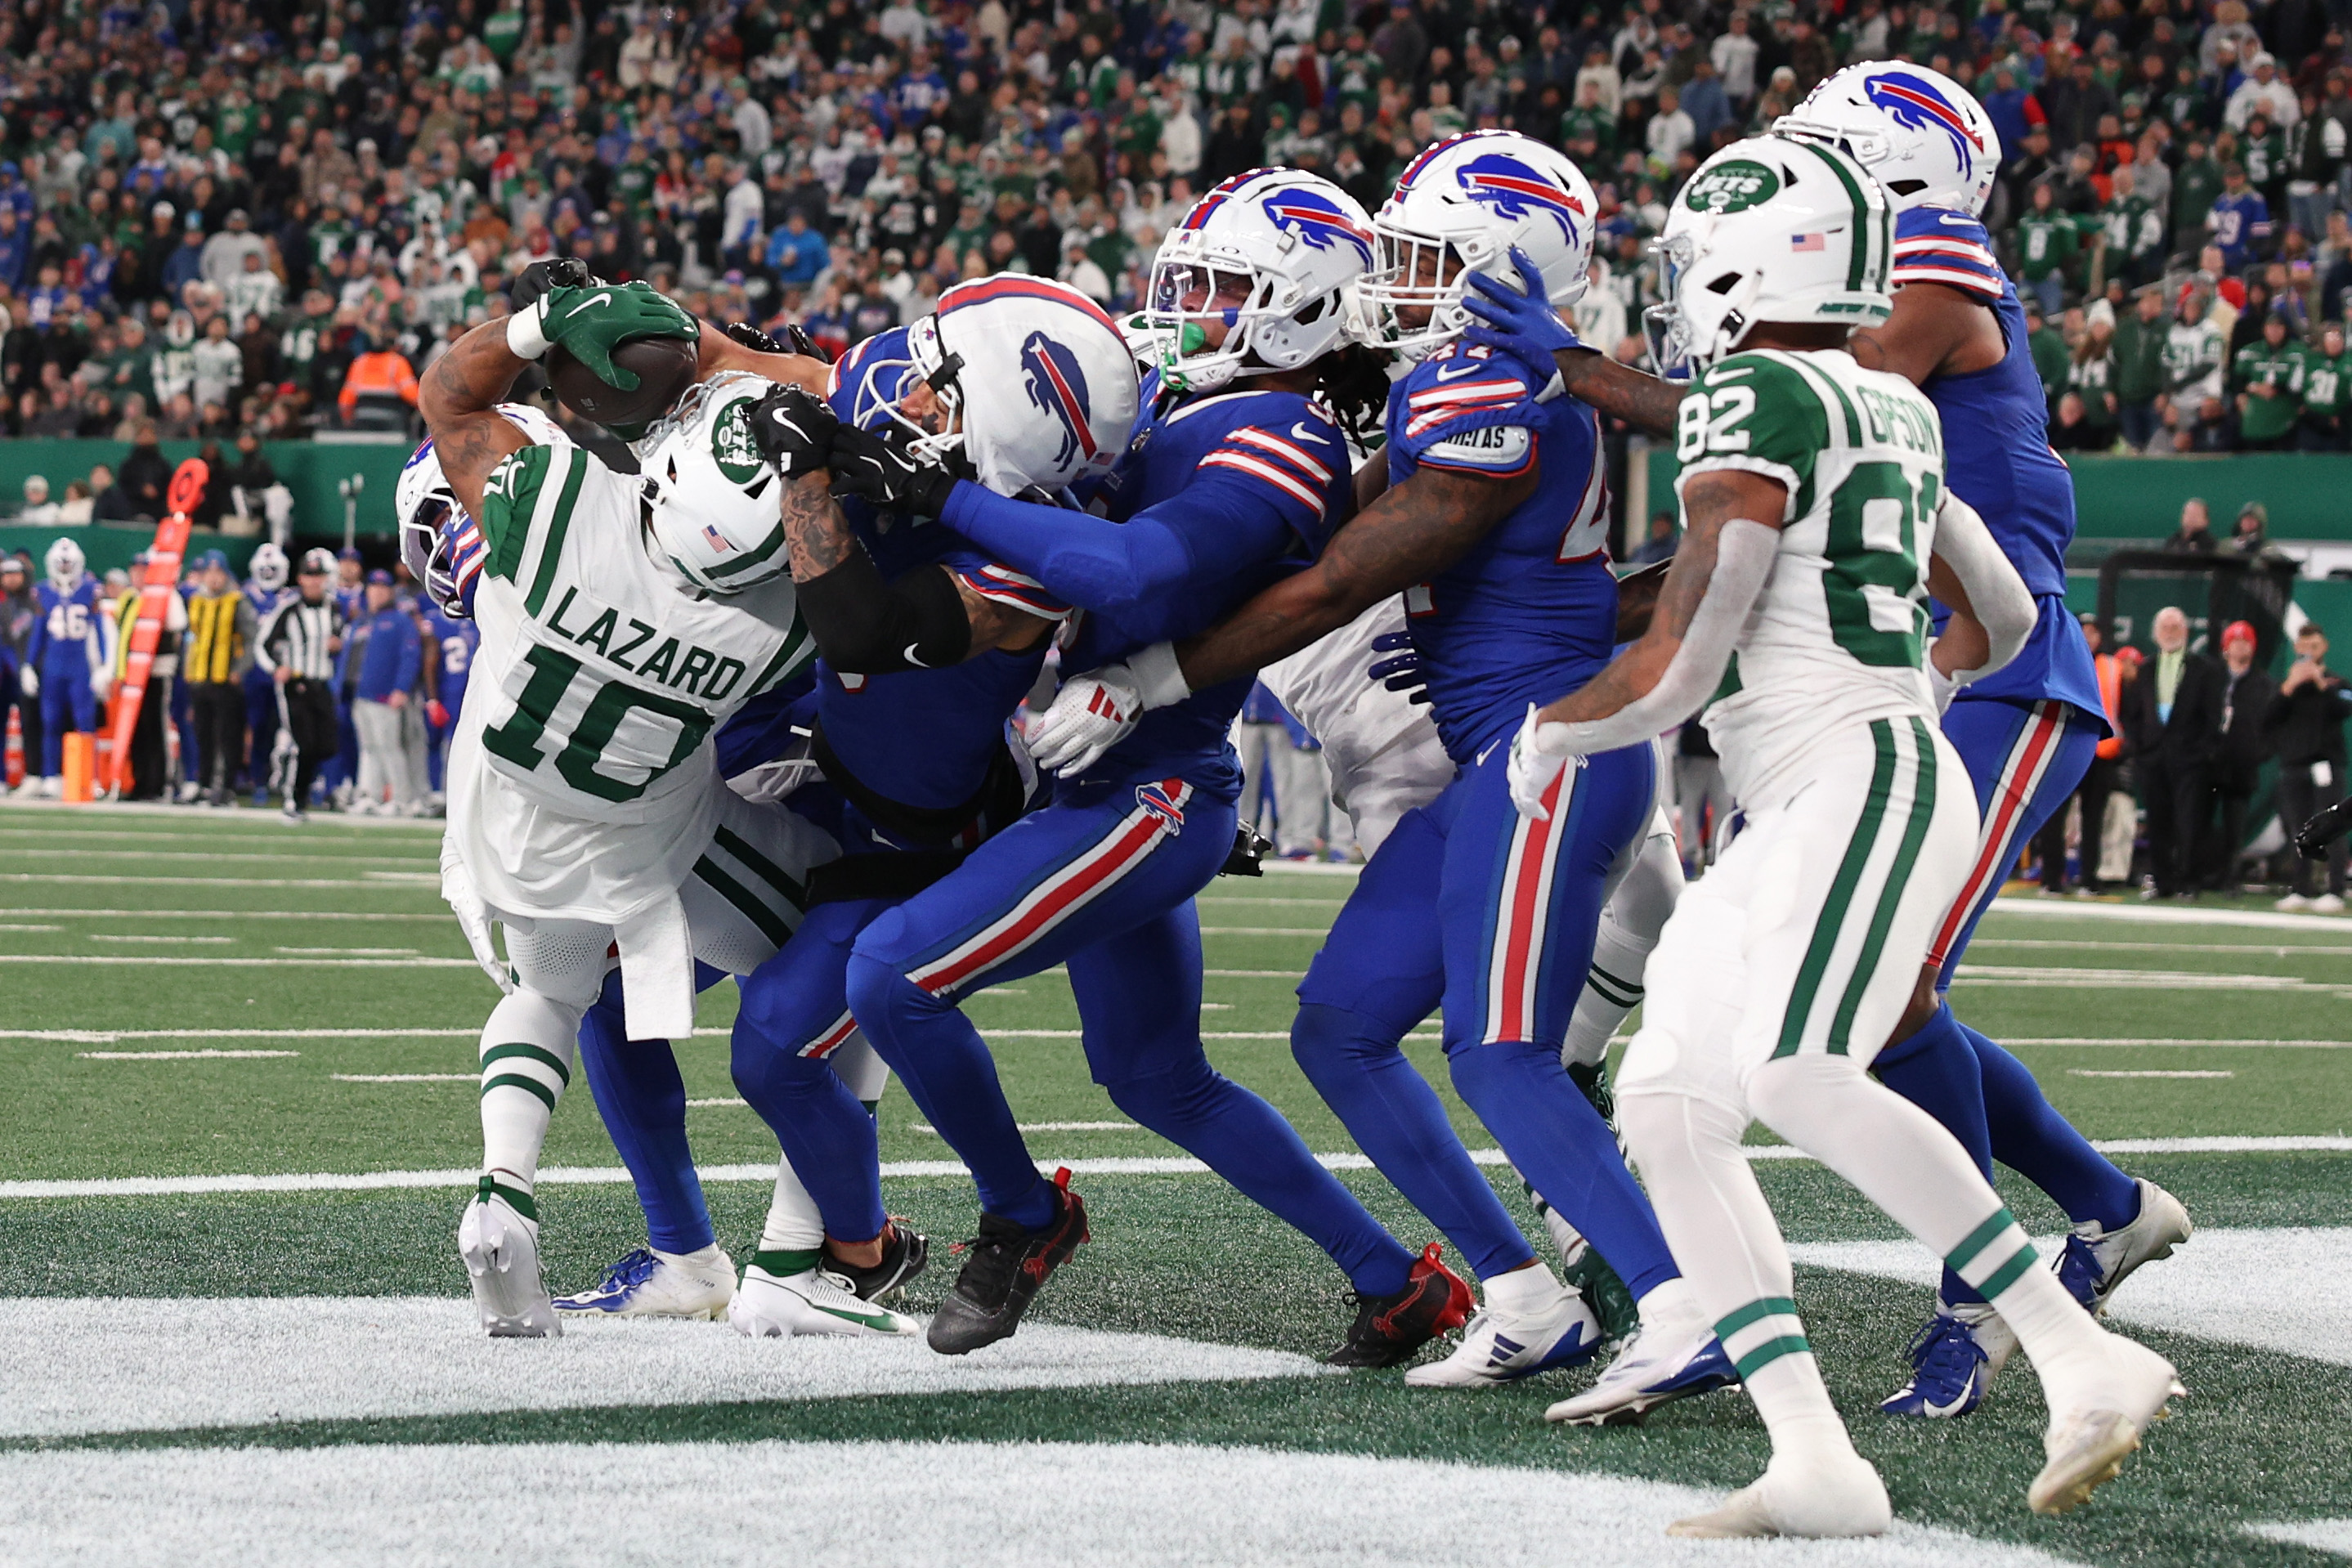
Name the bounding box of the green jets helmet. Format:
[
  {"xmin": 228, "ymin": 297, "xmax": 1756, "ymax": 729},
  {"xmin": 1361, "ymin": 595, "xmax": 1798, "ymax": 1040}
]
[
  {"xmin": 640, "ymin": 370, "xmax": 789, "ymax": 594},
  {"xmin": 1644, "ymin": 137, "xmax": 1893, "ymax": 378}
]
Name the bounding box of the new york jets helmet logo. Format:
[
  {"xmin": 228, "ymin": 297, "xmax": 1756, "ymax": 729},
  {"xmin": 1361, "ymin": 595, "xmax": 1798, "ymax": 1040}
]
[
  {"xmin": 711, "ymin": 396, "xmax": 764, "ymax": 485},
  {"xmin": 1684, "ymin": 159, "xmax": 1781, "ymax": 214}
]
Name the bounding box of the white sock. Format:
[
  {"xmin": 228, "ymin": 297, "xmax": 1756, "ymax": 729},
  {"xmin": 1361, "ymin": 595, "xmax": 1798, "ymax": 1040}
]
[
  {"xmin": 1633, "ymin": 1274, "xmax": 1703, "ymax": 1333},
  {"xmin": 754, "ymin": 1153, "xmax": 825, "ymax": 1269},
  {"xmin": 1481, "ymin": 1261, "xmax": 1563, "ymax": 1314},
  {"xmin": 1619, "ymin": 1088, "xmax": 1851, "ymax": 1460},
  {"xmin": 1746, "ymin": 1053, "xmax": 2108, "ymax": 1386},
  {"xmin": 1562, "ymin": 836, "xmax": 1682, "ymax": 1068},
  {"xmin": 477, "ymin": 989, "xmax": 582, "ymax": 1189},
  {"xmin": 656, "ymin": 1242, "xmax": 728, "ymax": 1268}
]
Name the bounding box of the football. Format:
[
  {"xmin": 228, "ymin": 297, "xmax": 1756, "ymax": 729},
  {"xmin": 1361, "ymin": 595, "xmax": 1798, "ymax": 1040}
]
[{"xmin": 546, "ymin": 330, "xmax": 701, "ymax": 428}]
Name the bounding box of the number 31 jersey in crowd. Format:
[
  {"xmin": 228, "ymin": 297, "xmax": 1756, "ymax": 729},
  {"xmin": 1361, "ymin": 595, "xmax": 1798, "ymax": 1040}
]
[
  {"xmin": 1674, "ymin": 347, "xmax": 1944, "ymax": 804},
  {"xmin": 446, "ymin": 437, "xmax": 816, "ymax": 922}
]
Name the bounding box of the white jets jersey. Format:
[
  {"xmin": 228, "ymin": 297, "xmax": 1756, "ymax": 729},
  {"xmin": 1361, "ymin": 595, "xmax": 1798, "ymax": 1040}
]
[
  {"xmin": 1259, "ymin": 594, "xmax": 1445, "ymax": 813},
  {"xmin": 1673, "ymin": 347, "xmax": 1942, "ymax": 805},
  {"xmin": 448, "ymin": 440, "xmax": 814, "ymax": 922}
]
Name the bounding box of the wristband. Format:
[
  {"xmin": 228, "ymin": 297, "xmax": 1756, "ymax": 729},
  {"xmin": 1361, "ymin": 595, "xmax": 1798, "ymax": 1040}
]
[
  {"xmin": 505, "ymin": 301, "xmax": 552, "ymax": 361},
  {"xmin": 1128, "ymin": 641, "xmax": 1190, "ymax": 709}
]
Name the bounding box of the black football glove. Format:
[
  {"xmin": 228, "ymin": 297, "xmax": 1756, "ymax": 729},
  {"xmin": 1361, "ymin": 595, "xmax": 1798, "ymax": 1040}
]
[
  {"xmin": 2296, "ymin": 797, "xmax": 2352, "ymax": 860},
  {"xmin": 784, "ymin": 321, "xmax": 832, "ymax": 364},
  {"xmin": 747, "ymin": 384, "xmax": 839, "ymax": 478},
  {"xmin": 827, "ymin": 421, "xmax": 961, "ymax": 517},
  {"xmin": 722, "ymin": 320, "xmax": 789, "ymax": 355},
  {"xmin": 510, "ymin": 256, "xmax": 594, "ymax": 311}
]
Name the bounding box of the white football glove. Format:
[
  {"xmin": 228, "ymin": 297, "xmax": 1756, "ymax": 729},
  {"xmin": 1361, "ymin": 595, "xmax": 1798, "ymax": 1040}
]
[
  {"xmin": 1507, "ymin": 702, "xmax": 1577, "ymax": 820},
  {"xmin": 440, "ymin": 840, "xmax": 513, "ymax": 995},
  {"xmin": 90, "ymin": 671, "xmax": 112, "ymax": 703},
  {"xmin": 1026, "ymin": 662, "xmax": 1144, "ymax": 777},
  {"xmin": 19, "ymin": 665, "xmax": 34, "ymax": 697}
]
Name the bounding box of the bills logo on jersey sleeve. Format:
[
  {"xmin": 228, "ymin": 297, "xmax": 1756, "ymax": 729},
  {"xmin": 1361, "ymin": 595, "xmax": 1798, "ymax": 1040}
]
[
  {"xmin": 1864, "ymin": 72, "xmax": 1985, "ymax": 172},
  {"xmin": 1020, "ymin": 329, "xmax": 1099, "ymax": 473},
  {"xmin": 1136, "ymin": 778, "xmax": 1187, "ymax": 832},
  {"xmin": 1262, "ymin": 187, "xmax": 1375, "ymax": 266},
  {"xmin": 1455, "ymin": 154, "xmax": 1586, "ymax": 243}
]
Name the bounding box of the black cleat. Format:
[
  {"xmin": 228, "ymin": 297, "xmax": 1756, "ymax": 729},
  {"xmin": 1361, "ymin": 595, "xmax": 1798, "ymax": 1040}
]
[
  {"xmin": 927, "ymin": 1167, "xmax": 1088, "ymax": 1355},
  {"xmin": 1328, "ymin": 1243, "xmax": 1474, "ymax": 1368},
  {"xmin": 825, "ymin": 1220, "xmax": 930, "ymax": 1304}
]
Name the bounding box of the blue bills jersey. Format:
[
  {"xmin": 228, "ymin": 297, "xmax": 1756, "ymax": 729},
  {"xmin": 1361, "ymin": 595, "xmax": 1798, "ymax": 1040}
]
[
  {"xmin": 242, "ymin": 580, "xmax": 286, "ymax": 623},
  {"xmin": 816, "ymin": 328, "xmax": 1068, "ymax": 831},
  {"xmin": 1386, "ymin": 343, "xmax": 1616, "ymax": 764},
  {"xmin": 1891, "ymin": 207, "xmax": 2104, "ymax": 728},
  {"xmin": 29, "ymin": 578, "xmax": 105, "ymax": 673},
  {"xmin": 425, "ymin": 609, "xmax": 477, "ymax": 712},
  {"xmin": 1068, "ymin": 373, "xmax": 1351, "ymax": 790}
]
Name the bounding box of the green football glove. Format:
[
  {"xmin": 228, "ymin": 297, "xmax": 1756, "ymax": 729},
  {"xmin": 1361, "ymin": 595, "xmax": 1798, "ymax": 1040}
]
[{"xmin": 506, "ymin": 280, "xmax": 697, "ymax": 390}]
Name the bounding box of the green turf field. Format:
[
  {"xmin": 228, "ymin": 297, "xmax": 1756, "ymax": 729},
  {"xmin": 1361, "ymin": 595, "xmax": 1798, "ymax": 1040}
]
[{"xmin": 4, "ymin": 800, "xmax": 2351, "ymax": 1566}]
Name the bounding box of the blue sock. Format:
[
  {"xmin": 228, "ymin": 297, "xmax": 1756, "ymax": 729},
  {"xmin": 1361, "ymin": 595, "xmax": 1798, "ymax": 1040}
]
[
  {"xmin": 1292, "ymin": 1002, "xmax": 1533, "ymax": 1279},
  {"xmin": 575, "ymin": 967, "xmax": 715, "ymax": 1256},
  {"xmin": 1448, "ymin": 1038, "xmax": 1678, "ymax": 1300},
  {"xmin": 1874, "ymin": 1000, "xmax": 1996, "ymax": 1302},
  {"xmin": 1107, "ymin": 1046, "xmax": 1417, "ymax": 1296},
  {"xmin": 844, "ymin": 953, "xmax": 1055, "ymax": 1230},
  {"xmin": 730, "ymin": 1024, "xmax": 888, "ymax": 1243},
  {"xmin": 1968, "ymin": 1023, "xmax": 2142, "ymax": 1230}
]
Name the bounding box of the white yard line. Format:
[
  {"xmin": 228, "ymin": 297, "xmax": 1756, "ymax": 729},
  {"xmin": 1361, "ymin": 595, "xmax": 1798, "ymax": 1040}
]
[
  {"xmin": 684, "ymin": 1096, "xmax": 746, "ymax": 1107},
  {"xmin": 0, "ymin": 847, "xmax": 435, "ymax": 866},
  {"xmin": 0, "ymin": 955, "xmax": 477, "ymax": 968},
  {"xmin": 0, "ymin": 873, "xmax": 446, "ymax": 889},
  {"xmin": 331, "ymin": 1073, "xmax": 476, "ymax": 1083},
  {"xmin": 274, "ymin": 947, "xmax": 419, "ymax": 956},
  {"xmin": 1984, "ymin": 894, "xmax": 2352, "ymax": 933},
  {"xmin": 2246, "ymin": 1521, "xmax": 2352, "ymax": 1558},
  {"xmin": 0, "ymin": 923, "xmax": 60, "ymax": 932},
  {"xmin": 1198, "ymin": 926, "xmax": 1329, "ymax": 936},
  {"xmin": 913, "ymin": 1121, "xmax": 1140, "ymax": 1135},
  {"xmin": 87, "ymin": 934, "xmax": 235, "ymax": 944},
  {"xmin": 2005, "ymin": 1037, "xmax": 2352, "ymax": 1048},
  {"xmin": 0, "ymin": 800, "xmax": 438, "ymax": 831},
  {"xmin": 0, "ymin": 1437, "xmax": 2071, "ymax": 1568},
  {"xmin": 2, "ymin": 908, "xmax": 452, "ymax": 921},
  {"xmin": 76, "ymin": 1050, "xmax": 300, "ymax": 1060},
  {"xmin": 2068, "ymin": 1069, "xmax": 2236, "ymax": 1079},
  {"xmin": 1951, "ymin": 965, "xmax": 2345, "ymax": 991},
  {"xmin": 1970, "ymin": 937, "xmax": 2352, "ymax": 956},
  {"xmin": 11, "ymin": 1136, "xmax": 2349, "ymax": 1201}
]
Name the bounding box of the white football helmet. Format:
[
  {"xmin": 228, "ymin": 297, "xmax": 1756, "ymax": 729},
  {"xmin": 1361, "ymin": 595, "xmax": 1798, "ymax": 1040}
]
[
  {"xmin": 1360, "ymin": 130, "xmax": 1598, "ymax": 359},
  {"xmin": 247, "ymin": 540, "xmax": 288, "ymax": 592},
  {"xmin": 1140, "ymin": 168, "xmax": 1376, "ymax": 394},
  {"xmin": 1644, "ymin": 137, "xmax": 1893, "ymax": 378},
  {"xmin": 898, "ymin": 274, "xmax": 1140, "ymax": 495},
  {"xmin": 44, "ymin": 535, "xmax": 83, "ymax": 589},
  {"xmin": 642, "ymin": 370, "xmax": 792, "ymax": 594},
  {"xmin": 396, "ymin": 403, "xmax": 568, "ymax": 615},
  {"xmin": 1775, "ymin": 63, "xmax": 2001, "ymax": 217}
]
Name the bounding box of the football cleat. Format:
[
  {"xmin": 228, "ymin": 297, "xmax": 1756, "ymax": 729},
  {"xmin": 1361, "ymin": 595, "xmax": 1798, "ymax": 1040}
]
[
  {"xmin": 1544, "ymin": 1319, "xmax": 1738, "ymax": 1426},
  {"xmin": 457, "ymin": 1176, "xmax": 559, "ymax": 1337},
  {"xmin": 553, "ymin": 1243, "xmax": 736, "ymax": 1319},
  {"xmin": 823, "ymin": 1221, "xmax": 930, "ymax": 1304},
  {"xmin": 1669, "ymin": 1449, "xmax": 1892, "ymax": 1539},
  {"xmin": 2029, "ymin": 1336, "xmax": 2183, "ymax": 1516},
  {"xmin": 1403, "ymin": 1281, "xmax": 1604, "ymax": 1387},
  {"xmin": 1879, "ymin": 1301, "xmax": 2019, "ymax": 1418},
  {"xmin": 732, "ymin": 1257, "xmax": 919, "ymax": 1337},
  {"xmin": 2055, "ymin": 1179, "xmax": 2193, "ymax": 1313},
  {"xmin": 927, "ymin": 1167, "xmax": 1089, "ymax": 1356},
  {"xmin": 1328, "ymin": 1243, "xmax": 1473, "ymax": 1369}
]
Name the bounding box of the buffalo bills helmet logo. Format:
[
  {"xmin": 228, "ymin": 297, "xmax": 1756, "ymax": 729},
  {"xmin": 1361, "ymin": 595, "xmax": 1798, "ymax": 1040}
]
[
  {"xmin": 1262, "ymin": 187, "xmax": 1374, "ymax": 266},
  {"xmin": 1136, "ymin": 779, "xmax": 1187, "ymax": 832},
  {"xmin": 1454, "ymin": 154, "xmax": 1585, "ymax": 242},
  {"xmin": 1864, "ymin": 72, "xmax": 1985, "ymax": 172},
  {"xmin": 1019, "ymin": 329, "xmax": 1098, "ymax": 472}
]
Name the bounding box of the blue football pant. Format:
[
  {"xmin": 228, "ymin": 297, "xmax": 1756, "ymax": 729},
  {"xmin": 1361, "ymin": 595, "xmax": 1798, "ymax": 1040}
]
[
  {"xmin": 241, "ymin": 666, "xmax": 278, "ymax": 792},
  {"xmin": 575, "ymin": 963, "xmax": 728, "ymax": 1256},
  {"xmin": 1298, "ymin": 741, "xmax": 1679, "ymax": 1297},
  {"xmin": 38, "ymin": 662, "xmax": 96, "ymax": 775},
  {"xmin": 847, "ymin": 776, "xmax": 1420, "ymax": 1295},
  {"xmin": 1875, "ymin": 697, "xmax": 2140, "ymax": 1305}
]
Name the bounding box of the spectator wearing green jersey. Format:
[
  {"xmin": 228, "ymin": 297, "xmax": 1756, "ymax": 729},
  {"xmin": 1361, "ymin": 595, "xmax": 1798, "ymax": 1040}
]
[
  {"xmin": 2068, "ymin": 319, "xmax": 2121, "ymax": 446},
  {"xmin": 2114, "ymin": 285, "xmax": 2171, "ymax": 451},
  {"xmin": 2016, "ymin": 181, "xmax": 2079, "ymax": 317},
  {"xmin": 2240, "ymin": 112, "xmax": 2290, "ymax": 212},
  {"xmin": 2233, "ymin": 308, "xmax": 2304, "ymax": 450},
  {"xmin": 2300, "ymin": 323, "xmax": 2352, "ymax": 450},
  {"xmin": 2027, "ymin": 298, "xmax": 2073, "ymax": 410},
  {"xmin": 2099, "ymin": 166, "xmax": 2166, "ymax": 291}
]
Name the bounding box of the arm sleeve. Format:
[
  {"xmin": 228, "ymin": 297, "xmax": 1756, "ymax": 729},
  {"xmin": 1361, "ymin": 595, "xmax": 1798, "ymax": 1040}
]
[
  {"xmin": 1535, "ymin": 518, "xmax": 1781, "ymax": 757},
  {"xmin": 795, "ymin": 553, "xmax": 973, "ymax": 673},
  {"xmin": 943, "ymin": 477, "xmax": 1288, "ymax": 615},
  {"xmin": 1932, "ymin": 490, "xmax": 2035, "ymax": 683}
]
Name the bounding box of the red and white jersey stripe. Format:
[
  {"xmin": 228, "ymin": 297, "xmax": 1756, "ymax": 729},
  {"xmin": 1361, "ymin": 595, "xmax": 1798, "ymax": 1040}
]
[{"xmin": 953, "ymin": 562, "xmax": 1072, "ymax": 620}]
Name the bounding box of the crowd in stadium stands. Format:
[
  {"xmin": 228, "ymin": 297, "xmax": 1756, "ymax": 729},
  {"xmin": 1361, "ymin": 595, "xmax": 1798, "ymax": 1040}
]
[{"xmin": 0, "ymin": 0, "xmax": 2350, "ymax": 477}]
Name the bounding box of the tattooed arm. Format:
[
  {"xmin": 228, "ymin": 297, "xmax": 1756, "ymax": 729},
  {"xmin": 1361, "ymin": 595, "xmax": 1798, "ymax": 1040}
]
[
  {"xmin": 418, "ymin": 319, "xmax": 533, "ymax": 520},
  {"xmin": 1169, "ymin": 464, "xmax": 1537, "ymax": 691},
  {"xmin": 1553, "ymin": 350, "xmax": 1687, "ymax": 439}
]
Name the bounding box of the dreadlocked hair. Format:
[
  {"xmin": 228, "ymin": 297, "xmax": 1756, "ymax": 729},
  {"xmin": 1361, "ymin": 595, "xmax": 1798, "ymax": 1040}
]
[{"xmin": 1314, "ymin": 342, "xmax": 1394, "ymax": 445}]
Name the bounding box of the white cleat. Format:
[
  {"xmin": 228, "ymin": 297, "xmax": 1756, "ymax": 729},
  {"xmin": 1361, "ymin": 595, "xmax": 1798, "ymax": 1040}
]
[
  {"xmin": 35, "ymin": 775, "xmax": 60, "ymax": 799},
  {"xmin": 732, "ymin": 1261, "xmax": 920, "ymax": 1338},
  {"xmin": 553, "ymin": 1244, "xmax": 736, "ymax": 1319},
  {"xmin": 1405, "ymin": 1286, "xmax": 1605, "ymax": 1387},
  {"xmin": 2054, "ymin": 1178, "xmax": 2194, "ymax": 1313},
  {"xmin": 1543, "ymin": 1317, "xmax": 1738, "ymax": 1427},
  {"xmin": 2030, "ymin": 1336, "xmax": 2183, "ymax": 1516},
  {"xmin": 1670, "ymin": 1449, "xmax": 1892, "ymax": 1539},
  {"xmin": 457, "ymin": 1178, "xmax": 559, "ymax": 1337}
]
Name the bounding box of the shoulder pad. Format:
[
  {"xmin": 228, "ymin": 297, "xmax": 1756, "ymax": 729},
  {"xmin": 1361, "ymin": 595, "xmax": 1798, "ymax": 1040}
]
[{"xmin": 1891, "ymin": 207, "xmax": 2002, "ymax": 302}]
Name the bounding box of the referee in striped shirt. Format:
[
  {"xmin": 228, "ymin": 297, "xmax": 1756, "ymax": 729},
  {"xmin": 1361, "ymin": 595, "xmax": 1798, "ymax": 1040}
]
[{"xmin": 256, "ymin": 548, "xmax": 344, "ymax": 822}]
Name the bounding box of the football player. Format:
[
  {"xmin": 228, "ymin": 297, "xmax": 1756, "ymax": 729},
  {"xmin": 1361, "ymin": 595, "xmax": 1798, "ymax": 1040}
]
[
  {"xmin": 1505, "ymin": 135, "xmax": 2178, "ymax": 1538},
  {"xmin": 241, "ymin": 542, "xmax": 290, "ymax": 804},
  {"xmin": 1458, "ymin": 68, "xmax": 2190, "ymax": 1418},
  {"xmin": 816, "ymin": 170, "xmax": 1472, "ymax": 1362},
  {"xmin": 20, "ymin": 537, "xmax": 113, "ymax": 795}
]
